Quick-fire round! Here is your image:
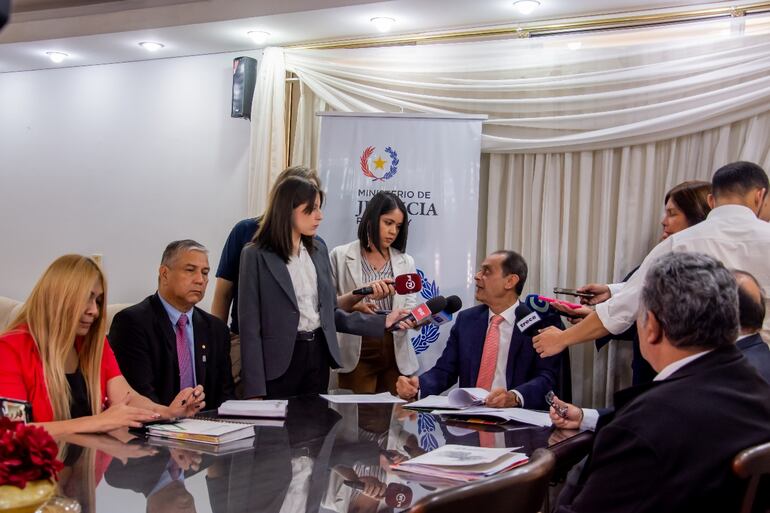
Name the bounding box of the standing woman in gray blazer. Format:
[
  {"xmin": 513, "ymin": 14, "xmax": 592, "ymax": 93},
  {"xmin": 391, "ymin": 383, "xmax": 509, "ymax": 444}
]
[
  {"xmin": 330, "ymin": 192, "xmax": 419, "ymax": 395},
  {"xmin": 238, "ymin": 177, "xmax": 407, "ymax": 399}
]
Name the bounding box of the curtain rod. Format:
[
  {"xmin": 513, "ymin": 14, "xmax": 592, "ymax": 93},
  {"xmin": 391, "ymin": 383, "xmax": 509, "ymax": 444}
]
[{"xmin": 285, "ymin": 2, "xmax": 770, "ymax": 50}]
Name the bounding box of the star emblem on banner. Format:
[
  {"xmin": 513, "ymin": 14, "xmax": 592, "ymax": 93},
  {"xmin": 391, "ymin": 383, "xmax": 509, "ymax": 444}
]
[{"xmin": 360, "ymin": 146, "xmax": 399, "ymax": 181}]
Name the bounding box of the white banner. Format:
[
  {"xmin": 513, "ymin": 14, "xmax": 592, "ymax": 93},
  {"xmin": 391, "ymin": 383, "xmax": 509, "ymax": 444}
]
[{"xmin": 317, "ymin": 113, "xmax": 483, "ymax": 372}]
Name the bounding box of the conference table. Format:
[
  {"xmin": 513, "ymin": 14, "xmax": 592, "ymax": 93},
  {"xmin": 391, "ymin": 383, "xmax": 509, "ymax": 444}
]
[{"xmin": 48, "ymin": 395, "xmax": 586, "ymax": 513}]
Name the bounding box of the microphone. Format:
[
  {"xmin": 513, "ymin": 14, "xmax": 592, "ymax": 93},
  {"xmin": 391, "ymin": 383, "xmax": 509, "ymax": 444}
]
[
  {"xmin": 344, "ymin": 481, "xmax": 413, "ymax": 508},
  {"xmin": 387, "ymin": 295, "xmax": 447, "ymax": 332},
  {"xmin": 515, "ymin": 303, "xmax": 548, "ymax": 338},
  {"xmin": 352, "ymin": 273, "xmax": 422, "ymax": 296},
  {"xmin": 524, "ymin": 294, "xmax": 582, "ymax": 318},
  {"xmin": 429, "ymin": 295, "xmax": 463, "ymax": 326}
]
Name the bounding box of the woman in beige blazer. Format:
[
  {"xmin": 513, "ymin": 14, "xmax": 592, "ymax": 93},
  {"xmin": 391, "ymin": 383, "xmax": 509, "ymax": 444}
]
[{"xmin": 330, "ymin": 192, "xmax": 419, "ymax": 394}]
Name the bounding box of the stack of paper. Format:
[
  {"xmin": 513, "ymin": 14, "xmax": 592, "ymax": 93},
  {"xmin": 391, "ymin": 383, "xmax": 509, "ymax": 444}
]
[
  {"xmin": 319, "ymin": 392, "xmax": 406, "ymax": 404},
  {"xmin": 217, "ymin": 399, "xmax": 287, "ymax": 418},
  {"xmin": 148, "ymin": 419, "xmax": 255, "ymax": 445},
  {"xmin": 405, "ymin": 387, "xmax": 489, "ymax": 410},
  {"xmin": 391, "ymin": 445, "xmax": 529, "ymax": 482},
  {"xmin": 432, "ymin": 407, "xmax": 552, "ymax": 428}
]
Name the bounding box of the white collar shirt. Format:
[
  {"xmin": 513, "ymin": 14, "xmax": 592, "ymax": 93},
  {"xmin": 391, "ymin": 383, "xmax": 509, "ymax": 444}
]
[
  {"xmin": 597, "ymin": 205, "xmax": 770, "ymax": 338},
  {"xmin": 287, "ymin": 244, "xmax": 321, "ymax": 332}
]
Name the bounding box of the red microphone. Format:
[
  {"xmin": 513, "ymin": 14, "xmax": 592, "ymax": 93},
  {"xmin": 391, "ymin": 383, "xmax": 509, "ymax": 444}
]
[{"xmin": 352, "ymin": 273, "xmax": 422, "ymax": 295}]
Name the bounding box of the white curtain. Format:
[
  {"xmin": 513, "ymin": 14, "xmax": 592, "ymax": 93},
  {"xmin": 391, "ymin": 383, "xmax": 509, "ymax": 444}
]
[{"xmin": 249, "ymin": 14, "xmax": 770, "ymax": 406}]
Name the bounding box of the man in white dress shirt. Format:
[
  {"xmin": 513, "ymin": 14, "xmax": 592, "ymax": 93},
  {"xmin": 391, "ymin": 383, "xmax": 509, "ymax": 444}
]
[{"xmin": 534, "ymin": 161, "xmax": 770, "ymax": 357}]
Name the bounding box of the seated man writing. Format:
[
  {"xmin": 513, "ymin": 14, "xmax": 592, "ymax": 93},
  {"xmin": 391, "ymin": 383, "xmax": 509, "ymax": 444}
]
[{"xmin": 396, "ymin": 250, "xmax": 562, "ymax": 410}]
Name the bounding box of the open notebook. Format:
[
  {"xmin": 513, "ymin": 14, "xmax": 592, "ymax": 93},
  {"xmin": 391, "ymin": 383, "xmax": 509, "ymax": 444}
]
[{"xmin": 148, "ymin": 418, "xmax": 255, "ymax": 445}]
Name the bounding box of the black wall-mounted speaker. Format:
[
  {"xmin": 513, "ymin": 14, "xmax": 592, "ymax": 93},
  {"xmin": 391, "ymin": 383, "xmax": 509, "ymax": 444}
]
[
  {"xmin": 0, "ymin": 0, "xmax": 10, "ymax": 32},
  {"xmin": 231, "ymin": 56, "xmax": 257, "ymax": 120}
]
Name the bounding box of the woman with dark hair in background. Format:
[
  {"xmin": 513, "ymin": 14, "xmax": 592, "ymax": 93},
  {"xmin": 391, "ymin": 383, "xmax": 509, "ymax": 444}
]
[
  {"xmin": 330, "ymin": 192, "xmax": 419, "ymax": 394},
  {"xmin": 238, "ymin": 178, "xmax": 410, "ymax": 399},
  {"xmin": 556, "ymin": 180, "xmax": 712, "ymax": 384}
]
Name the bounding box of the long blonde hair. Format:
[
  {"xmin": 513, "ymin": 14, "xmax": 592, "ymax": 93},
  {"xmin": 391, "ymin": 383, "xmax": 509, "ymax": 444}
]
[{"xmin": 4, "ymin": 255, "xmax": 107, "ymax": 420}]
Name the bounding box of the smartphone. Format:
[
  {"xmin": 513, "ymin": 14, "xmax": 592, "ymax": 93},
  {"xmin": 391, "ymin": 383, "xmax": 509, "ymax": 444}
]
[{"xmin": 553, "ymin": 287, "xmax": 595, "ymax": 299}]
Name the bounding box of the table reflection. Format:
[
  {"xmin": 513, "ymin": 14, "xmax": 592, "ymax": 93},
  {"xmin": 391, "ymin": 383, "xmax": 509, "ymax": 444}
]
[{"xmin": 48, "ymin": 396, "xmax": 569, "ymax": 513}]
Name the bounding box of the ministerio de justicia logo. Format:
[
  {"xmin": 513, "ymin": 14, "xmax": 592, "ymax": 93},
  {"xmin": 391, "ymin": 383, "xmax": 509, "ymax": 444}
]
[{"xmin": 360, "ymin": 146, "xmax": 399, "ymax": 181}]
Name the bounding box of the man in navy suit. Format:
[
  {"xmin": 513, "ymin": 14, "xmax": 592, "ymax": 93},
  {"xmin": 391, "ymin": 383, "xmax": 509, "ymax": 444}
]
[
  {"xmin": 395, "ymin": 250, "xmax": 562, "ymax": 410},
  {"xmin": 734, "ymin": 270, "xmax": 770, "ymax": 383}
]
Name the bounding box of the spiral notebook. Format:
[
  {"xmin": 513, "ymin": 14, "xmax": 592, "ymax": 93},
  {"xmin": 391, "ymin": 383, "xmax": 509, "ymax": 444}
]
[{"xmin": 148, "ymin": 418, "xmax": 255, "ymax": 445}]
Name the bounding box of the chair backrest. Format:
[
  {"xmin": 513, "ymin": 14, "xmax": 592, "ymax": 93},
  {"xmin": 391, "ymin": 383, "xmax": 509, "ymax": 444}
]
[
  {"xmin": 408, "ymin": 448, "xmax": 556, "ymax": 513},
  {"xmin": 733, "ymin": 441, "xmax": 770, "ymax": 513},
  {"xmin": 0, "ymin": 297, "xmax": 23, "ymax": 331},
  {"xmin": 548, "ymin": 430, "xmax": 595, "ymax": 483}
]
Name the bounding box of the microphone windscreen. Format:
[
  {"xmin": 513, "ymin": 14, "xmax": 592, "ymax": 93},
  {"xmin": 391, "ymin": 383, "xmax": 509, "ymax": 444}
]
[
  {"xmin": 425, "ymin": 296, "xmax": 448, "ymax": 314},
  {"xmin": 394, "ymin": 273, "xmax": 422, "ymax": 294},
  {"xmin": 524, "ymin": 294, "xmax": 551, "ymax": 314},
  {"xmin": 444, "ymin": 295, "xmax": 463, "ymax": 314},
  {"xmin": 515, "ymin": 303, "xmax": 546, "ymax": 337},
  {"xmin": 385, "ymin": 483, "xmax": 413, "ymax": 508}
]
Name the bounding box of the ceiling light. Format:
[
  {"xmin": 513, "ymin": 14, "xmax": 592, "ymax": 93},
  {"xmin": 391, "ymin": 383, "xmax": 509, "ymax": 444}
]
[
  {"xmin": 45, "ymin": 52, "xmax": 68, "ymax": 63},
  {"xmin": 370, "ymin": 17, "xmax": 395, "ymax": 33},
  {"xmin": 513, "ymin": 0, "xmax": 541, "ymax": 15},
  {"xmin": 567, "ymin": 41, "xmax": 582, "ymax": 50},
  {"xmin": 247, "ymin": 31, "xmax": 270, "ymax": 45},
  {"xmin": 138, "ymin": 41, "xmax": 164, "ymax": 52}
]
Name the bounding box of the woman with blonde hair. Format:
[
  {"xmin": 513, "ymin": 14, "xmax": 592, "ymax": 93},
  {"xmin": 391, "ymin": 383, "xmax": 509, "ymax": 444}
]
[{"xmin": 0, "ymin": 254, "xmax": 204, "ymax": 435}]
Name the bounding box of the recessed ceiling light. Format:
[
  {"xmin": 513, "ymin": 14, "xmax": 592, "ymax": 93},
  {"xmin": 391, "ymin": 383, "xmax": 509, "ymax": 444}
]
[
  {"xmin": 370, "ymin": 17, "xmax": 395, "ymax": 33},
  {"xmin": 45, "ymin": 51, "xmax": 68, "ymax": 63},
  {"xmin": 513, "ymin": 0, "xmax": 541, "ymax": 15},
  {"xmin": 247, "ymin": 31, "xmax": 270, "ymax": 45},
  {"xmin": 138, "ymin": 41, "xmax": 164, "ymax": 52},
  {"xmin": 567, "ymin": 41, "xmax": 582, "ymax": 50}
]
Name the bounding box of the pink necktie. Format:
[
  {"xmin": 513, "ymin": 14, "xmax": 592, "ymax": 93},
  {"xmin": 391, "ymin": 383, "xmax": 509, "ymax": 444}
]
[
  {"xmin": 476, "ymin": 315, "xmax": 504, "ymax": 391},
  {"xmin": 176, "ymin": 314, "xmax": 194, "ymax": 389}
]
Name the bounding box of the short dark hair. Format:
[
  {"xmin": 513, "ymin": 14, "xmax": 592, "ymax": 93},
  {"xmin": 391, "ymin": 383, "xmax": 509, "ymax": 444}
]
[
  {"xmin": 160, "ymin": 240, "xmax": 208, "ymax": 267},
  {"xmin": 664, "ymin": 180, "xmax": 711, "ymax": 227},
  {"xmin": 711, "ymin": 161, "xmax": 769, "ymax": 199},
  {"xmin": 493, "ymin": 250, "xmax": 528, "ymax": 296},
  {"xmin": 358, "ymin": 192, "xmax": 409, "ymax": 255},
  {"xmin": 640, "ymin": 252, "xmax": 738, "ymax": 349},
  {"xmin": 733, "ymin": 270, "xmax": 766, "ymax": 333},
  {"xmin": 254, "ymin": 177, "xmax": 323, "ymax": 262}
]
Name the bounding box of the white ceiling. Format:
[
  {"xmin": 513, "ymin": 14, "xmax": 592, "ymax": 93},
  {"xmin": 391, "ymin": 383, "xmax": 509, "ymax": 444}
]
[{"xmin": 0, "ymin": 0, "xmax": 760, "ymax": 73}]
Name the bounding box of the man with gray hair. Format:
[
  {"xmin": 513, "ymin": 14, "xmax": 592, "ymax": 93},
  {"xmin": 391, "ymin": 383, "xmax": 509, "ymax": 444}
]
[
  {"xmin": 110, "ymin": 239, "xmax": 235, "ymax": 408},
  {"xmin": 552, "ymin": 252, "xmax": 770, "ymax": 513}
]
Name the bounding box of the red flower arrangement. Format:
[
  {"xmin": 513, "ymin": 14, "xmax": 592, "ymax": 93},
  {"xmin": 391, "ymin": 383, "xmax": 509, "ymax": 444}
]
[{"xmin": 0, "ymin": 418, "xmax": 63, "ymax": 489}]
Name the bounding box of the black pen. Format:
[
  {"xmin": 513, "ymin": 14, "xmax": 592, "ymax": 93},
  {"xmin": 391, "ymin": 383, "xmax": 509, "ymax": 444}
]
[{"xmin": 180, "ymin": 388, "xmax": 198, "ymax": 406}]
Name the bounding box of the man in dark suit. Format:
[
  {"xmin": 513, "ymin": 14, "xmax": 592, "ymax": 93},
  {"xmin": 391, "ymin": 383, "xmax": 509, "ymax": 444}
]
[
  {"xmin": 395, "ymin": 250, "xmax": 562, "ymax": 410},
  {"xmin": 552, "ymin": 252, "xmax": 770, "ymax": 513},
  {"xmin": 109, "ymin": 240, "xmax": 235, "ymax": 409},
  {"xmin": 734, "ymin": 269, "xmax": 770, "ymax": 383}
]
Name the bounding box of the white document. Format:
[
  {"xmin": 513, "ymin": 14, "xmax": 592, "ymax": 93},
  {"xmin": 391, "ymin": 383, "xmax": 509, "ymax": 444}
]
[
  {"xmin": 320, "ymin": 392, "xmax": 406, "ymax": 404},
  {"xmin": 405, "ymin": 445, "xmax": 514, "ymax": 466},
  {"xmin": 405, "ymin": 387, "xmax": 490, "ymax": 410},
  {"xmin": 393, "ymin": 444, "xmax": 529, "ymax": 481},
  {"xmin": 433, "ymin": 407, "xmax": 552, "ymax": 427},
  {"xmin": 217, "ymin": 399, "xmax": 288, "ymax": 418}
]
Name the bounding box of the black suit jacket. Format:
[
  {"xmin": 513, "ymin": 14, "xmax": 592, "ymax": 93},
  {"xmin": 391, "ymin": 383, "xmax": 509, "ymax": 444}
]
[
  {"xmin": 737, "ymin": 333, "xmax": 770, "ymax": 384},
  {"xmin": 558, "ymin": 344, "xmax": 770, "ymax": 513},
  {"xmin": 109, "ymin": 293, "xmax": 235, "ymax": 408}
]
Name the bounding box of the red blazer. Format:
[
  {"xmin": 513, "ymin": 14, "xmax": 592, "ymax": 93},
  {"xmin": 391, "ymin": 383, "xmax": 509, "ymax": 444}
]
[{"xmin": 0, "ymin": 325, "xmax": 122, "ymax": 422}]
